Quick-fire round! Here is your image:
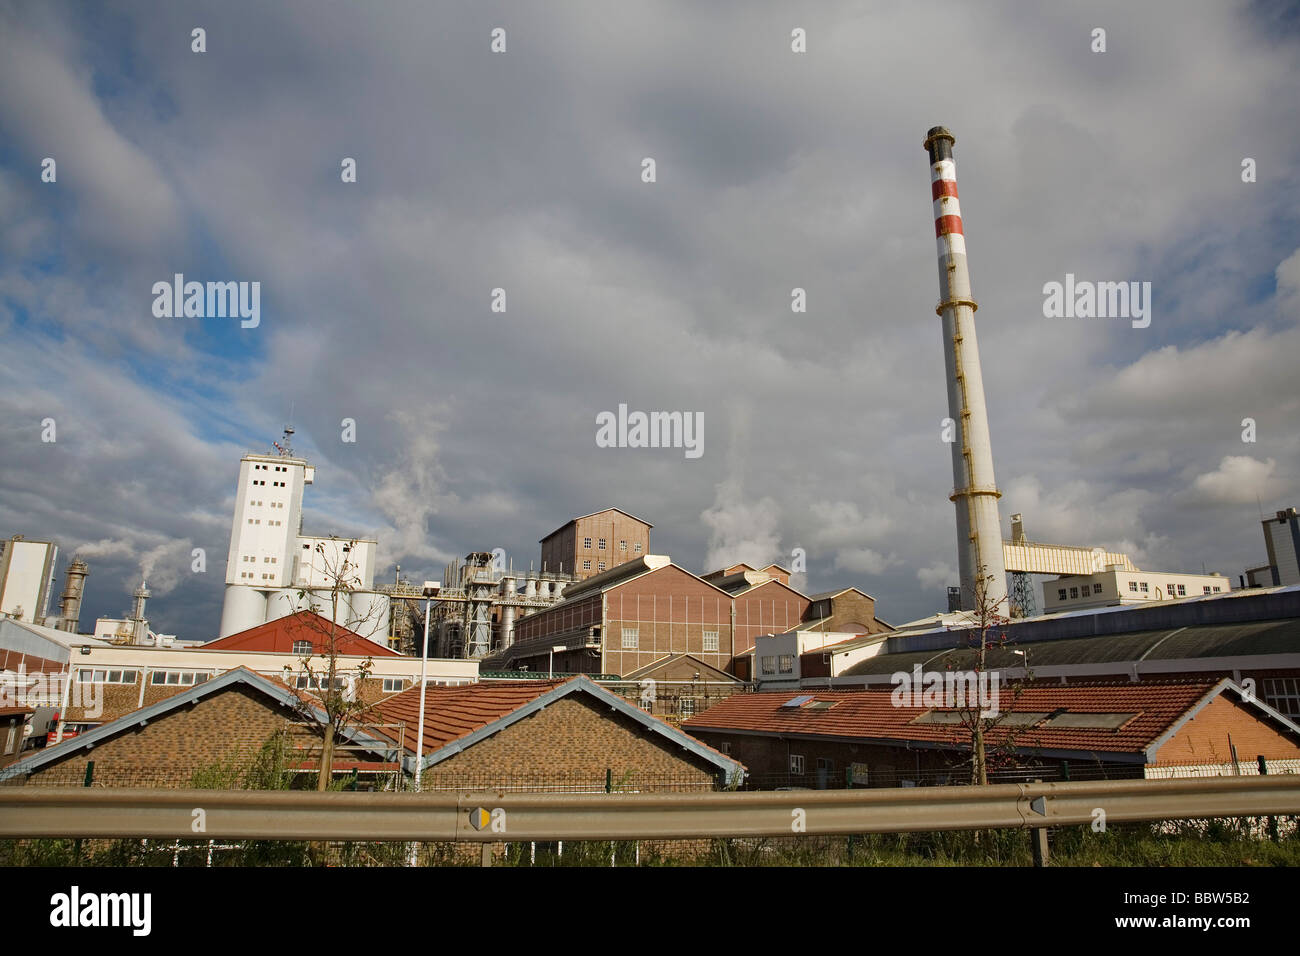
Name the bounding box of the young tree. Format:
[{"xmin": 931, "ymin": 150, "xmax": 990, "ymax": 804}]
[
  {"xmin": 951, "ymin": 565, "xmax": 1034, "ymax": 785},
  {"xmin": 277, "ymin": 537, "xmax": 383, "ymax": 791}
]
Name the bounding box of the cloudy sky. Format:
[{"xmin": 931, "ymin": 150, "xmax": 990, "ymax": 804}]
[{"xmin": 2, "ymin": 0, "xmax": 1298, "ymax": 639}]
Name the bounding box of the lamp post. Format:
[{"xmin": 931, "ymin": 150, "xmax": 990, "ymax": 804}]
[
  {"xmin": 414, "ymin": 581, "xmax": 439, "ymax": 793},
  {"xmin": 548, "ymin": 645, "xmax": 565, "ymax": 678},
  {"xmin": 407, "ymin": 581, "xmax": 439, "ymax": 868}
]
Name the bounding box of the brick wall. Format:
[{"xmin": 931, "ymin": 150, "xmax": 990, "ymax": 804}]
[
  {"xmin": 603, "ymin": 566, "xmax": 732, "ymax": 675},
  {"xmin": 420, "ymin": 695, "xmax": 718, "ymax": 791},
  {"xmin": 23, "ymin": 686, "xmax": 309, "ymax": 787},
  {"xmin": 1156, "ymin": 693, "xmax": 1300, "ymax": 766},
  {"xmin": 733, "ymin": 581, "xmax": 810, "ymax": 661}
]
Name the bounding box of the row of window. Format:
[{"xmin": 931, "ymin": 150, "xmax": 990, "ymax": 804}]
[
  {"xmin": 579, "ymin": 537, "xmax": 641, "ymax": 554},
  {"xmin": 245, "ymin": 518, "xmax": 282, "ymax": 526},
  {"xmin": 582, "ymin": 560, "xmax": 607, "ymax": 572},
  {"xmin": 759, "ymin": 655, "xmax": 796, "ymax": 675},
  {"xmin": 77, "ymin": 669, "xmax": 214, "ymax": 686},
  {"xmin": 251, "ymin": 479, "xmax": 288, "ymax": 488},
  {"xmin": 787, "ymin": 755, "xmax": 836, "ymax": 776},
  {"xmin": 76, "ymin": 669, "xmax": 138, "ymax": 684},
  {"xmin": 253, "ymin": 464, "xmax": 290, "ymax": 472},
  {"xmin": 239, "ymin": 572, "xmax": 279, "ymax": 581},
  {"xmin": 1059, "ymin": 580, "xmax": 1223, "ymax": 601}
]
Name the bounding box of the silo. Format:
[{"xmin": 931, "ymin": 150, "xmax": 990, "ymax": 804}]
[
  {"xmin": 349, "ymin": 591, "xmax": 391, "ymax": 643},
  {"xmin": 219, "ymin": 585, "xmax": 268, "ymax": 638}
]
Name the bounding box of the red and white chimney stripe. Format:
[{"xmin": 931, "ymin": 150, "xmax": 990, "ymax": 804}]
[{"xmin": 930, "ymin": 158, "xmax": 966, "ymax": 258}]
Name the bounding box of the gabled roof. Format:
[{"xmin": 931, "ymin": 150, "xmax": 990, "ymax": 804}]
[
  {"xmin": 539, "ymin": 508, "xmax": 653, "ymax": 543},
  {"xmin": 371, "ymin": 675, "xmax": 745, "ymax": 782},
  {"xmin": 0, "ymin": 666, "xmax": 400, "ymax": 780},
  {"xmin": 806, "ymin": 586, "xmax": 877, "ymax": 603},
  {"xmin": 731, "ymin": 577, "xmax": 810, "ymax": 599},
  {"xmin": 621, "ymin": 654, "xmax": 745, "ymax": 684},
  {"xmin": 199, "ymin": 611, "xmax": 400, "ymax": 657},
  {"xmin": 683, "ymin": 679, "xmax": 1300, "ymax": 762}
]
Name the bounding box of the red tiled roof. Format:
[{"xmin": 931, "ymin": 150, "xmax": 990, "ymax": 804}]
[
  {"xmin": 683, "ymin": 680, "xmax": 1233, "ymax": 756},
  {"xmin": 371, "ymin": 679, "xmax": 570, "ymax": 755},
  {"xmin": 199, "ymin": 611, "xmax": 400, "ymax": 657}
]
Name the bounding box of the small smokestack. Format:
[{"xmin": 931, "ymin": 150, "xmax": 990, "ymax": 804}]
[
  {"xmin": 924, "ymin": 126, "xmax": 1009, "ymax": 616},
  {"xmin": 131, "ymin": 580, "xmax": 150, "ymax": 644},
  {"xmin": 57, "ymin": 557, "xmax": 89, "ymax": 633}
]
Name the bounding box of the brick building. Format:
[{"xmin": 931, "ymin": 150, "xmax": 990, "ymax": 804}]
[
  {"xmin": 500, "ymin": 557, "xmax": 736, "ymax": 675},
  {"xmin": 683, "ymin": 679, "xmax": 1300, "ymax": 789},
  {"xmin": 499, "ymin": 556, "xmax": 892, "ymax": 679},
  {"xmin": 540, "ymin": 509, "xmax": 652, "ymax": 581},
  {"xmin": 1, "ymin": 667, "xmax": 405, "ymax": 788},
  {"xmin": 372, "ymin": 675, "xmax": 743, "ymax": 791}
]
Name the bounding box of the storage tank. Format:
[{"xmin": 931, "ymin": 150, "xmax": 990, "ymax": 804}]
[
  {"xmin": 348, "ymin": 591, "xmax": 391, "ymax": 643},
  {"xmin": 219, "ymin": 585, "xmax": 268, "ymax": 638}
]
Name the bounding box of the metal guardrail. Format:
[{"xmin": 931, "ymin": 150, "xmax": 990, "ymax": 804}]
[{"xmin": 0, "ymin": 776, "xmax": 1296, "ymax": 843}]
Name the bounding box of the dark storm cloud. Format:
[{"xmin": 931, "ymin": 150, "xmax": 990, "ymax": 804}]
[{"xmin": 1, "ymin": 0, "xmax": 1297, "ymax": 637}]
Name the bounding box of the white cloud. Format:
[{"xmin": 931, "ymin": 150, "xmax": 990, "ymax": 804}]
[{"xmin": 1190, "ymin": 456, "xmax": 1285, "ymax": 505}]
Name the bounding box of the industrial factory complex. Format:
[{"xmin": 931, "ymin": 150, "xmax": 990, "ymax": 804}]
[{"xmin": 3, "ymin": 126, "xmax": 1299, "ymax": 791}]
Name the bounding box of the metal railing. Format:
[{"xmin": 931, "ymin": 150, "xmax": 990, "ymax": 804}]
[{"xmin": 1, "ymin": 776, "xmax": 1296, "ymax": 843}]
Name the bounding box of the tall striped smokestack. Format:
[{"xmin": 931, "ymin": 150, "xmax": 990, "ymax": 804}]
[{"xmin": 924, "ymin": 126, "xmax": 1009, "ymax": 616}]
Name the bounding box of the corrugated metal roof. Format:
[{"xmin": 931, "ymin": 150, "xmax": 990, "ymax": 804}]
[{"xmin": 840, "ymin": 618, "xmax": 1300, "ymax": 676}]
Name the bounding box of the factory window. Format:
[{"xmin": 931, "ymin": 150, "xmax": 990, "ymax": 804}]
[
  {"xmin": 598, "ymin": 562, "xmax": 606, "ymax": 572},
  {"xmin": 1167, "ymin": 583, "xmax": 1177, "ymax": 596},
  {"xmin": 1177, "ymin": 584, "xmax": 1186, "ymax": 595},
  {"xmin": 1129, "ymin": 581, "xmax": 1139, "ymax": 592},
  {"xmin": 789, "ymin": 754, "xmax": 805, "ymax": 775},
  {"xmin": 621, "ymin": 627, "xmax": 639, "ymax": 649},
  {"xmin": 1203, "ymin": 586, "xmax": 1212, "ymax": 594},
  {"xmin": 816, "ymin": 758, "xmax": 835, "ymax": 773},
  {"xmin": 1213, "ymin": 586, "xmax": 1222, "ymax": 592},
  {"xmin": 761, "ymin": 656, "xmax": 776, "ymax": 675},
  {"xmin": 678, "ymin": 697, "xmax": 696, "ymax": 717},
  {"xmin": 778, "ymin": 655, "xmax": 795, "ymax": 674},
  {"xmin": 620, "ymin": 540, "xmax": 627, "ymax": 552},
  {"xmin": 634, "ymin": 543, "xmax": 642, "ymax": 553},
  {"xmin": 583, "ymin": 537, "xmax": 591, "ymax": 549},
  {"xmin": 1093, "ymin": 584, "xmax": 1103, "ymax": 594},
  {"xmin": 1139, "ymin": 581, "xmax": 1149, "ymax": 592},
  {"xmin": 702, "ymin": 630, "xmax": 719, "ymax": 651},
  {"xmin": 1263, "ymin": 678, "xmax": 1300, "ymax": 717},
  {"xmin": 719, "ymin": 742, "xmax": 731, "ymax": 755},
  {"xmin": 1057, "ymin": 589, "xmax": 1067, "ymax": 601},
  {"xmin": 583, "ymin": 560, "xmax": 591, "ymax": 571},
  {"xmin": 78, "ymin": 669, "xmax": 138, "ymax": 684},
  {"xmin": 150, "ymin": 671, "xmax": 210, "ymax": 686},
  {"xmin": 598, "ymin": 538, "xmax": 606, "ymax": 550},
  {"xmin": 1069, "ymin": 587, "xmax": 1079, "ymax": 599},
  {"xmin": 382, "ymin": 678, "xmax": 405, "ymax": 693}
]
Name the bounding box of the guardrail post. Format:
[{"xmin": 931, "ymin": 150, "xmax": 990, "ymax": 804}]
[
  {"xmin": 480, "ymin": 843, "xmax": 493, "ymax": 867},
  {"xmin": 1030, "ymin": 779, "xmax": 1050, "ymax": 867},
  {"xmin": 1030, "ymin": 825, "xmax": 1049, "ymax": 867}
]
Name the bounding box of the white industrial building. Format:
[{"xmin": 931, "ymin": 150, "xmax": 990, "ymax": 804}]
[
  {"xmin": 1257, "ymin": 508, "xmax": 1300, "ymax": 587},
  {"xmin": 218, "ymin": 432, "xmax": 390, "ymax": 641},
  {"xmin": 1042, "ymin": 566, "xmax": 1230, "ymax": 612},
  {"xmin": 0, "ymin": 537, "xmax": 59, "ymax": 625}
]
